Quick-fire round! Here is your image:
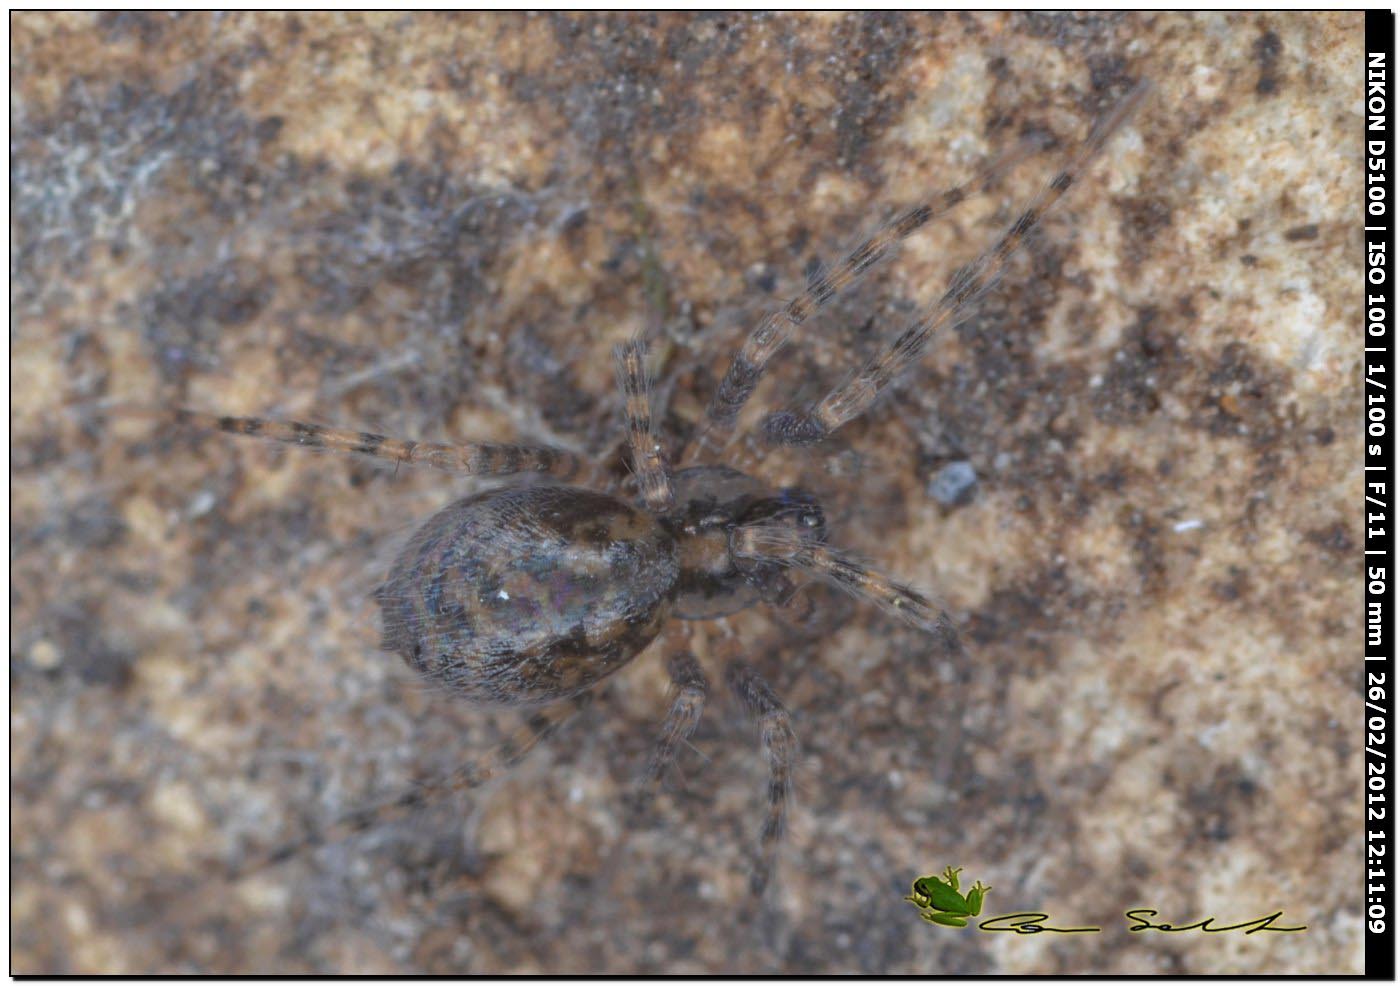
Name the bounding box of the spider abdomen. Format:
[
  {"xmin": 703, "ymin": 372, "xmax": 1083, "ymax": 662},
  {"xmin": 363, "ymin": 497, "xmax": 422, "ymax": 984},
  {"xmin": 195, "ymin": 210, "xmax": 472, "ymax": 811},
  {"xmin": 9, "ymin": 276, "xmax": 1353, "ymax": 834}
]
[{"xmin": 376, "ymin": 486, "xmax": 679, "ymax": 705}]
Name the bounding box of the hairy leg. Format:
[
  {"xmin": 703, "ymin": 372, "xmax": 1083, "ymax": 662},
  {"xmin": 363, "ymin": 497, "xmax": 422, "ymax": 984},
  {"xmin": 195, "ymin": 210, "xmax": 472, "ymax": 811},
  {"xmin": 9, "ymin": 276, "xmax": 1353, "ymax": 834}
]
[
  {"xmin": 689, "ymin": 136, "xmax": 1044, "ymax": 460},
  {"xmin": 726, "ymin": 660, "xmax": 797, "ymax": 897},
  {"xmin": 759, "ymin": 82, "xmax": 1148, "ymax": 448},
  {"xmin": 115, "ymin": 405, "xmax": 588, "ymax": 480},
  {"xmin": 633, "ymin": 649, "xmax": 709, "ymax": 814},
  {"xmin": 733, "ymin": 521, "xmax": 964, "ymax": 658},
  {"xmin": 614, "ymin": 338, "xmax": 676, "ymax": 512}
]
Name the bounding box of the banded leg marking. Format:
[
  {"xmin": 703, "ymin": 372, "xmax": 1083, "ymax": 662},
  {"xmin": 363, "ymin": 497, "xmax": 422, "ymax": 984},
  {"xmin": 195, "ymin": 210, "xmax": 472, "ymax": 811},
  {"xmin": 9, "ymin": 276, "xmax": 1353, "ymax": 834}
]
[
  {"xmin": 693, "ymin": 134, "xmax": 1046, "ymax": 457},
  {"xmin": 614, "ymin": 338, "xmax": 676, "ymax": 512},
  {"xmin": 120, "ymin": 406, "xmax": 585, "ymax": 479},
  {"xmin": 633, "ymin": 650, "xmax": 709, "ymax": 814},
  {"xmin": 760, "ymin": 82, "xmax": 1150, "ymax": 448},
  {"xmin": 726, "ymin": 660, "xmax": 796, "ymax": 897},
  {"xmin": 734, "ymin": 522, "xmax": 963, "ymax": 656}
]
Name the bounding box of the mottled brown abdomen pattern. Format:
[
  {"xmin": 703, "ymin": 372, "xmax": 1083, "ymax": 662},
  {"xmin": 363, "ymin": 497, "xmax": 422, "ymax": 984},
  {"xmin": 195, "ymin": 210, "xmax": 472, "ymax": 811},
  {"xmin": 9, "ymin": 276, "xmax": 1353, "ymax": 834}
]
[{"xmin": 376, "ymin": 486, "xmax": 680, "ymax": 705}]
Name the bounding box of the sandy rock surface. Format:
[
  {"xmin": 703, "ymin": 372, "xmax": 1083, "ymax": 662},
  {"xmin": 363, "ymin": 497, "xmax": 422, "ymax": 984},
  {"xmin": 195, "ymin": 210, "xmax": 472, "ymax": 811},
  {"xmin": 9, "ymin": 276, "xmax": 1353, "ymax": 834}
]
[{"xmin": 12, "ymin": 11, "xmax": 1361, "ymax": 974}]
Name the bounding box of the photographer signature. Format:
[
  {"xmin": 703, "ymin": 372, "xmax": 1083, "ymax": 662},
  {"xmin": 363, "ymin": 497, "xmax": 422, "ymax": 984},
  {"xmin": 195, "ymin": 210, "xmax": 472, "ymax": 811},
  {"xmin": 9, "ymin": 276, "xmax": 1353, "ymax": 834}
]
[
  {"xmin": 904, "ymin": 867, "xmax": 1305, "ymax": 936},
  {"xmin": 977, "ymin": 909, "xmax": 1306, "ymax": 936}
]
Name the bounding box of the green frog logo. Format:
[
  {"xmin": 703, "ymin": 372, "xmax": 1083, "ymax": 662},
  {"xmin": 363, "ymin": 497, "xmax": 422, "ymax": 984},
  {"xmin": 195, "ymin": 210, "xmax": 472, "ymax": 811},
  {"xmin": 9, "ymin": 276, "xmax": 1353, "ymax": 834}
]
[{"xmin": 904, "ymin": 865, "xmax": 991, "ymax": 927}]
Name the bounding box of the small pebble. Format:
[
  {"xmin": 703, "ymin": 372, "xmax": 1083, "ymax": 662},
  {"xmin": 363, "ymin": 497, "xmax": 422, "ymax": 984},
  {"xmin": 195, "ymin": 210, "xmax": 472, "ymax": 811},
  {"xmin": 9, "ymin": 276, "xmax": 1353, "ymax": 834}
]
[
  {"xmin": 29, "ymin": 639, "xmax": 60, "ymax": 670},
  {"xmin": 928, "ymin": 460, "xmax": 978, "ymax": 506},
  {"xmin": 188, "ymin": 490, "xmax": 217, "ymax": 517}
]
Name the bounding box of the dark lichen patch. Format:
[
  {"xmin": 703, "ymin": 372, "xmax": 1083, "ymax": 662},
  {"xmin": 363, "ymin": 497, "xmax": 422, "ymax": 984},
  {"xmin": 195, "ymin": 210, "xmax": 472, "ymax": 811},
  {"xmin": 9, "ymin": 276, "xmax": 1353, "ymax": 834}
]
[
  {"xmin": 802, "ymin": 891, "xmax": 920, "ymax": 973},
  {"xmin": 1115, "ymin": 195, "xmax": 1173, "ymax": 266},
  {"xmin": 298, "ymin": 164, "xmax": 538, "ymax": 320},
  {"xmin": 1210, "ymin": 565, "xmax": 1253, "ymax": 604},
  {"xmin": 39, "ymin": 598, "xmax": 138, "ymax": 688},
  {"xmin": 1118, "ymin": 505, "xmax": 1169, "ymax": 595},
  {"xmin": 505, "ymin": 323, "xmax": 600, "ymax": 437},
  {"xmin": 1305, "ymin": 520, "xmax": 1355, "ymax": 557},
  {"xmin": 822, "ymin": 13, "xmax": 927, "ymax": 166},
  {"xmin": 1017, "ymin": 11, "xmax": 1129, "ymax": 52},
  {"xmin": 1253, "ymin": 29, "xmax": 1284, "ymax": 97},
  {"xmin": 11, "ymin": 65, "xmax": 292, "ymax": 311},
  {"xmin": 1191, "ymin": 341, "xmax": 1292, "ymax": 450},
  {"xmin": 965, "ymin": 562, "xmax": 1083, "ymax": 652},
  {"xmin": 1087, "ymin": 52, "xmax": 1137, "ymax": 99},
  {"xmin": 186, "ymin": 501, "xmax": 330, "ymax": 598},
  {"xmin": 1091, "ymin": 309, "xmax": 1187, "ymax": 426},
  {"xmin": 97, "ymin": 10, "xmax": 172, "ymax": 45},
  {"xmin": 62, "ymin": 495, "xmax": 129, "ymax": 551},
  {"xmin": 139, "ymin": 261, "xmax": 274, "ymax": 380},
  {"xmin": 530, "ymin": 13, "xmax": 752, "ymax": 173},
  {"xmin": 1176, "ymin": 763, "xmax": 1261, "ymax": 845}
]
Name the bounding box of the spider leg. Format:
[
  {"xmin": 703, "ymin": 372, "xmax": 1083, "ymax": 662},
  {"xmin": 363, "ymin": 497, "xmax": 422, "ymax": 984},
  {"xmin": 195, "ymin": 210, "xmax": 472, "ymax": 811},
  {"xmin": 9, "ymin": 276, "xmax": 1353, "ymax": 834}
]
[
  {"xmin": 733, "ymin": 521, "xmax": 964, "ymax": 658},
  {"xmin": 632, "ymin": 649, "xmax": 709, "ymax": 814},
  {"xmin": 758, "ymin": 82, "xmax": 1148, "ymax": 448},
  {"xmin": 115, "ymin": 406, "xmax": 588, "ymax": 480},
  {"xmin": 726, "ymin": 660, "xmax": 796, "ymax": 897},
  {"xmin": 688, "ymin": 134, "xmax": 1044, "ymax": 460},
  {"xmin": 229, "ymin": 691, "xmax": 594, "ymax": 881},
  {"xmin": 614, "ymin": 337, "xmax": 676, "ymax": 512}
]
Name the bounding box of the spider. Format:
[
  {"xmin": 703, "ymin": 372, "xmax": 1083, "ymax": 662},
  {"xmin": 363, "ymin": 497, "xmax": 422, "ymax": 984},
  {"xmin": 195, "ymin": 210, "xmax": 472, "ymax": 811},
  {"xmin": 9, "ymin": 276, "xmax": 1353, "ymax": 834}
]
[{"xmin": 127, "ymin": 81, "xmax": 1145, "ymax": 898}]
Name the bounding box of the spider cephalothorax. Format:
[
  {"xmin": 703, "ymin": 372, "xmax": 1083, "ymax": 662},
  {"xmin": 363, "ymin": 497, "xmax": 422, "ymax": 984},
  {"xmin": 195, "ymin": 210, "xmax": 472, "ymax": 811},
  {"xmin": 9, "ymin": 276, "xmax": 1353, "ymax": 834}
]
[{"xmin": 134, "ymin": 81, "xmax": 1145, "ymax": 896}]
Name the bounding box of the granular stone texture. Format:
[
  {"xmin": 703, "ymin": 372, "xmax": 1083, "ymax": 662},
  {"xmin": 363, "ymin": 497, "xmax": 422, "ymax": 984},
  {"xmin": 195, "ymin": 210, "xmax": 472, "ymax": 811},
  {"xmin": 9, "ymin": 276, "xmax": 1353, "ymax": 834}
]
[{"xmin": 12, "ymin": 11, "xmax": 1362, "ymax": 974}]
